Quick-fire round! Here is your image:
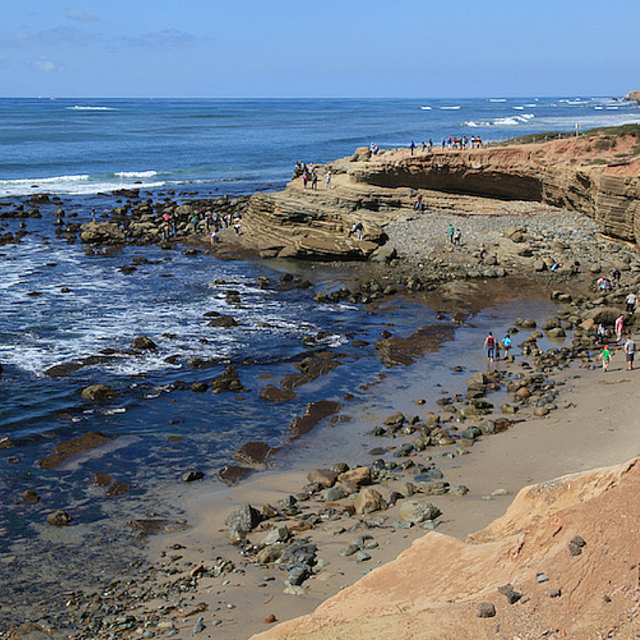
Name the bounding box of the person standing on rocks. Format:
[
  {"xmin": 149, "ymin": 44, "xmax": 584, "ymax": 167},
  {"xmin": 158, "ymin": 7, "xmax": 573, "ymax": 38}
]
[
  {"xmin": 599, "ymin": 344, "xmax": 613, "ymax": 372},
  {"xmin": 453, "ymin": 228, "xmax": 461, "ymax": 246},
  {"xmin": 325, "ymin": 170, "xmax": 332, "ymax": 190},
  {"xmin": 624, "ymin": 336, "xmax": 636, "ymax": 370},
  {"xmin": 483, "ymin": 332, "xmax": 497, "ymax": 368},
  {"xmin": 409, "ymin": 140, "xmax": 415, "ymax": 155},
  {"xmin": 448, "ymin": 225, "xmax": 455, "ymax": 244},
  {"xmin": 626, "ymin": 292, "xmax": 637, "ymax": 313}
]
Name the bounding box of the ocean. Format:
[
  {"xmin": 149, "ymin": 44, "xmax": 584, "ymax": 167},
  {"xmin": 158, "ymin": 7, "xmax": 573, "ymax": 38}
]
[{"xmin": 0, "ymin": 96, "xmax": 638, "ymax": 629}]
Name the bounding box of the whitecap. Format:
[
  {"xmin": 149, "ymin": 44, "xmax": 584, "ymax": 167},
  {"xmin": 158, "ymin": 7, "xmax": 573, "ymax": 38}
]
[
  {"xmin": 513, "ymin": 106, "xmax": 525, "ymax": 110},
  {"xmin": 489, "ymin": 98, "xmax": 507, "ymax": 102},
  {"xmin": 440, "ymin": 106, "xmax": 461, "ymax": 110},
  {"xmin": 66, "ymin": 106, "xmax": 117, "ymax": 111},
  {"xmin": 114, "ymin": 170, "xmax": 159, "ymax": 179},
  {"xmin": 420, "ymin": 106, "xmax": 432, "ymax": 110}
]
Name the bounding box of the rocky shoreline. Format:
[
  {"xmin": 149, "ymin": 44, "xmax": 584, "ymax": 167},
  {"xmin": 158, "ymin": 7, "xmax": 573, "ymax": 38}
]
[{"xmin": 5, "ymin": 132, "xmax": 640, "ymax": 639}]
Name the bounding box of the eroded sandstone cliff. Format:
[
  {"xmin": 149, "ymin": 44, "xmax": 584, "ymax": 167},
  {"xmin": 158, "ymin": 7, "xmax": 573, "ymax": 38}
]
[
  {"xmin": 250, "ymin": 458, "xmax": 640, "ymax": 640},
  {"xmin": 241, "ymin": 132, "xmax": 639, "ymax": 260}
]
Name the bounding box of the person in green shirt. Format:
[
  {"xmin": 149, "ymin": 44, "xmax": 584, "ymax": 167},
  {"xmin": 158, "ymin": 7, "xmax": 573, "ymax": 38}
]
[{"xmin": 598, "ymin": 345, "xmax": 613, "ymax": 372}]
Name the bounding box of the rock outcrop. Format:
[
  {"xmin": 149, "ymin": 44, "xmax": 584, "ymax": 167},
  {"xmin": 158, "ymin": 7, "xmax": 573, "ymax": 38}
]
[
  {"xmin": 240, "ymin": 132, "xmax": 640, "ymax": 260},
  {"xmin": 250, "ymin": 458, "xmax": 640, "ymax": 640},
  {"xmin": 624, "ymin": 90, "xmax": 640, "ymax": 104}
]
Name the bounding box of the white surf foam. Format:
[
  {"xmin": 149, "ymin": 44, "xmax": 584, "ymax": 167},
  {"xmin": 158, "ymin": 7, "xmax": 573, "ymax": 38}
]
[
  {"xmin": 114, "ymin": 171, "xmax": 159, "ymax": 179},
  {"xmin": 66, "ymin": 106, "xmax": 117, "ymax": 111},
  {"xmin": 420, "ymin": 106, "xmax": 432, "ymax": 110},
  {"xmin": 440, "ymin": 106, "xmax": 461, "ymax": 110},
  {"xmin": 489, "ymin": 98, "xmax": 507, "ymax": 103}
]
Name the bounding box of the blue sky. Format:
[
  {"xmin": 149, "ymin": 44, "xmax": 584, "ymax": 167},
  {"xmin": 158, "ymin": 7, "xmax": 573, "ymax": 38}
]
[{"xmin": 0, "ymin": 0, "xmax": 637, "ymax": 98}]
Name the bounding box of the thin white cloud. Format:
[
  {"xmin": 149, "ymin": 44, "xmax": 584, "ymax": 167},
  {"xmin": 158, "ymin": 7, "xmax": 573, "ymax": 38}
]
[
  {"xmin": 65, "ymin": 7, "xmax": 100, "ymax": 22},
  {"xmin": 12, "ymin": 25, "xmax": 93, "ymax": 46},
  {"xmin": 33, "ymin": 60, "xmax": 60, "ymax": 72},
  {"xmin": 116, "ymin": 29, "xmax": 197, "ymax": 49}
]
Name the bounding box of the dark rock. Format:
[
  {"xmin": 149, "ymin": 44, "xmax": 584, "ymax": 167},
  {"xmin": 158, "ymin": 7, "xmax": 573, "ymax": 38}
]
[
  {"xmin": 81, "ymin": 384, "xmax": 118, "ymax": 401},
  {"xmin": 225, "ymin": 503, "xmax": 262, "ymax": 537},
  {"xmin": 307, "ymin": 468, "xmax": 339, "ymax": 489},
  {"xmin": 211, "ymin": 365, "xmax": 245, "ymax": 393},
  {"xmin": 129, "ymin": 519, "xmax": 168, "ymax": 537},
  {"xmin": 498, "ymin": 583, "xmax": 522, "ymax": 604},
  {"xmin": 259, "ymin": 386, "xmax": 297, "ymax": 403},
  {"xmin": 132, "ymin": 336, "xmax": 157, "ymax": 351},
  {"xmin": 569, "ymin": 535, "xmax": 587, "ymax": 556},
  {"xmin": 38, "ymin": 432, "xmax": 110, "ymax": 470},
  {"xmin": 0, "ymin": 436, "xmax": 14, "ymax": 450},
  {"xmin": 289, "ymin": 400, "xmax": 341, "ymax": 438},
  {"xmin": 182, "ymin": 471, "xmax": 205, "ymax": 483},
  {"xmin": 20, "ymin": 490, "xmax": 40, "ymax": 504},
  {"xmin": 47, "ymin": 509, "xmax": 73, "ymax": 526},
  {"xmin": 207, "ymin": 315, "xmax": 238, "ymax": 328},
  {"xmin": 106, "ymin": 480, "xmax": 130, "ymax": 496},
  {"xmin": 477, "ymin": 601, "xmax": 496, "ymax": 618},
  {"xmin": 93, "ymin": 471, "xmax": 113, "ymax": 487},
  {"xmin": 218, "ymin": 465, "xmax": 253, "ymax": 484},
  {"xmin": 233, "ymin": 441, "xmax": 274, "ymax": 469}
]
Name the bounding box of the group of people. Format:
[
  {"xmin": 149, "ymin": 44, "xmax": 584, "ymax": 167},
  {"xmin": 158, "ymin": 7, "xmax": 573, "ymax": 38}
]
[
  {"xmin": 294, "ymin": 161, "xmax": 332, "ymax": 190},
  {"xmin": 349, "ymin": 221, "xmax": 364, "ymax": 241},
  {"xmin": 448, "ymin": 224, "xmax": 462, "ymax": 246},
  {"xmin": 483, "ymin": 331, "xmax": 512, "ymax": 367}
]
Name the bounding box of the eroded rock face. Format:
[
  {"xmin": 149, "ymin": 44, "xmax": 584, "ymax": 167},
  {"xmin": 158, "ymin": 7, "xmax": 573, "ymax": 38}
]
[
  {"xmin": 249, "ymin": 458, "xmax": 640, "ymax": 640},
  {"xmin": 240, "ymin": 134, "xmax": 640, "ymax": 259}
]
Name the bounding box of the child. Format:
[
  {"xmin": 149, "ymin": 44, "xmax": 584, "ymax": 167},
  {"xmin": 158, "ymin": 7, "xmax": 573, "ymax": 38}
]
[
  {"xmin": 501, "ymin": 334, "xmax": 512, "ymax": 359},
  {"xmin": 598, "ymin": 345, "xmax": 613, "ymax": 372}
]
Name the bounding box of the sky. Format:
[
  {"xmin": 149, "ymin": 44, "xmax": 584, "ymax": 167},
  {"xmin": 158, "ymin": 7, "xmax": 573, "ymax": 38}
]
[{"xmin": 0, "ymin": 0, "xmax": 637, "ymax": 98}]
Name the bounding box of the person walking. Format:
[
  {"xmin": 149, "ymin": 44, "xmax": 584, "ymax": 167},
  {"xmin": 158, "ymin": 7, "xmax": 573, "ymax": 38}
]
[
  {"xmin": 501, "ymin": 334, "xmax": 512, "ymax": 359},
  {"xmin": 325, "ymin": 170, "xmax": 332, "ymax": 190},
  {"xmin": 483, "ymin": 331, "xmax": 497, "ymax": 368},
  {"xmin": 624, "ymin": 336, "xmax": 636, "ymax": 370},
  {"xmin": 626, "ymin": 292, "xmax": 637, "ymax": 313},
  {"xmin": 598, "ymin": 344, "xmax": 613, "ymax": 372}
]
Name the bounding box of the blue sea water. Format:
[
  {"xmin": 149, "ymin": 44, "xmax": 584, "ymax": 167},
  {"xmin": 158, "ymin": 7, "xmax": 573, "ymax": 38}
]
[
  {"xmin": 0, "ymin": 97, "xmax": 637, "ymax": 627},
  {"xmin": 0, "ymin": 96, "xmax": 637, "ymax": 197}
]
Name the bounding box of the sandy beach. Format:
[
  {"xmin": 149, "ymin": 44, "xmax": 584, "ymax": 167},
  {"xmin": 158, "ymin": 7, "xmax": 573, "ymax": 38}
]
[{"xmin": 132, "ymin": 281, "xmax": 640, "ymax": 640}]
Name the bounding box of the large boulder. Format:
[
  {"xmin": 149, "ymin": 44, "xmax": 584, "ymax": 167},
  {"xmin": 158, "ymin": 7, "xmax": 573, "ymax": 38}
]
[
  {"xmin": 354, "ymin": 487, "xmax": 387, "ymax": 515},
  {"xmin": 399, "ymin": 500, "xmax": 442, "ymax": 523},
  {"xmin": 80, "ymin": 221, "xmax": 125, "ymax": 244}
]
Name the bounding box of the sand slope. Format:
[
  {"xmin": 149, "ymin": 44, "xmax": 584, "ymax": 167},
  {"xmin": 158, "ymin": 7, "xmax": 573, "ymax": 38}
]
[{"xmin": 251, "ymin": 458, "xmax": 640, "ymax": 640}]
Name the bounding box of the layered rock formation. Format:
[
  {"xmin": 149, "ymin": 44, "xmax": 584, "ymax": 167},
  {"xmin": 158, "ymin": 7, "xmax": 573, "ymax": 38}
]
[
  {"xmin": 240, "ymin": 132, "xmax": 640, "ymax": 260},
  {"xmin": 251, "ymin": 458, "xmax": 640, "ymax": 640}
]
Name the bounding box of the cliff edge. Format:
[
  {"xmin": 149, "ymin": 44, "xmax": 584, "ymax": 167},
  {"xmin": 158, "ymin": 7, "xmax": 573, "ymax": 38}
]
[
  {"xmin": 241, "ymin": 130, "xmax": 640, "ymax": 260},
  {"xmin": 251, "ymin": 458, "xmax": 640, "ymax": 640}
]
